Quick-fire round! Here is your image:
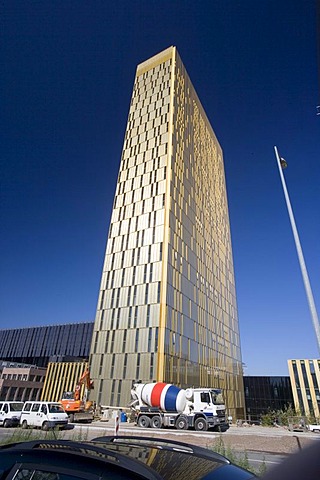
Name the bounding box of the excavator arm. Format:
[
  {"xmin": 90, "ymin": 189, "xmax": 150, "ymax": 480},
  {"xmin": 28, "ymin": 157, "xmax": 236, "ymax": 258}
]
[{"xmin": 61, "ymin": 369, "xmax": 94, "ymax": 413}]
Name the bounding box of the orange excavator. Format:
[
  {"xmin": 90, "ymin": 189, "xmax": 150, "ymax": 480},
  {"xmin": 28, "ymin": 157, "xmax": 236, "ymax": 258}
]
[{"xmin": 60, "ymin": 369, "xmax": 94, "ymax": 423}]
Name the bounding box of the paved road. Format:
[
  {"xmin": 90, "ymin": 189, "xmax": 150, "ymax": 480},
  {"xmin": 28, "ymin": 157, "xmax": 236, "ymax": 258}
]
[
  {"xmin": 84, "ymin": 420, "xmax": 320, "ymax": 443},
  {"xmin": 246, "ymin": 451, "xmax": 287, "ymax": 472},
  {"xmin": 2, "ymin": 421, "xmax": 319, "ymax": 445}
]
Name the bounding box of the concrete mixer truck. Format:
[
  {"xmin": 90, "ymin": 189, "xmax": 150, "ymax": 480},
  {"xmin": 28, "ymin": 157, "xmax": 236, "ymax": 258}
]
[{"xmin": 130, "ymin": 382, "xmax": 229, "ymax": 432}]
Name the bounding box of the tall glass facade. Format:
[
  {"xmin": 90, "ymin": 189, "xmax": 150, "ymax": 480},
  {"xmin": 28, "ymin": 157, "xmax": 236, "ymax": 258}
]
[
  {"xmin": 90, "ymin": 47, "xmax": 245, "ymax": 417},
  {"xmin": 244, "ymin": 376, "xmax": 293, "ymax": 422}
]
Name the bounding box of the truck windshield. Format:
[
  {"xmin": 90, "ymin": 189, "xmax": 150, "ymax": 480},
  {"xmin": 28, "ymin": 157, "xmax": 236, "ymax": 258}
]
[
  {"xmin": 10, "ymin": 403, "xmax": 24, "ymax": 411},
  {"xmin": 62, "ymin": 392, "xmax": 74, "ymax": 400},
  {"xmin": 210, "ymin": 390, "xmax": 224, "ymax": 405}
]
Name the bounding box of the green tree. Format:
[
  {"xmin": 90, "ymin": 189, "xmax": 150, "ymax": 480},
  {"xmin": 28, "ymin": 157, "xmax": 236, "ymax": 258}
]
[{"xmin": 260, "ymin": 404, "xmax": 298, "ymax": 427}]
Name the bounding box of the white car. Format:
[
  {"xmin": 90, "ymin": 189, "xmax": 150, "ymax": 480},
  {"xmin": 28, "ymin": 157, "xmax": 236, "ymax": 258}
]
[
  {"xmin": 0, "ymin": 401, "xmax": 24, "ymax": 427},
  {"xmin": 308, "ymin": 424, "xmax": 320, "ymax": 433},
  {"xmin": 20, "ymin": 401, "xmax": 68, "ymax": 430}
]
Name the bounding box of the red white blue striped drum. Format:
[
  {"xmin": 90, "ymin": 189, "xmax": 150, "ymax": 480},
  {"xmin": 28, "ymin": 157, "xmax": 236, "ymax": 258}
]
[{"xmin": 139, "ymin": 383, "xmax": 186, "ymax": 413}]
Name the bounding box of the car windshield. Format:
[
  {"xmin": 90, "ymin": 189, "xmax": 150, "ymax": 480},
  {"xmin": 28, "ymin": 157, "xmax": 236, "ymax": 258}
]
[
  {"xmin": 10, "ymin": 402, "xmax": 24, "ymax": 411},
  {"xmin": 48, "ymin": 404, "xmax": 65, "ymax": 413}
]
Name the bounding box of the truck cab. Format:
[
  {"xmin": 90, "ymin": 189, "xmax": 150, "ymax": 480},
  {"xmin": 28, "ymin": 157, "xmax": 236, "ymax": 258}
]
[{"xmin": 188, "ymin": 388, "xmax": 228, "ymax": 431}]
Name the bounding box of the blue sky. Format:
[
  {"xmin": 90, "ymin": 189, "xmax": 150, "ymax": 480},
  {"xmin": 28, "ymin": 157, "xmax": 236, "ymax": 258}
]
[{"xmin": 1, "ymin": 0, "xmax": 319, "ymax": 376}]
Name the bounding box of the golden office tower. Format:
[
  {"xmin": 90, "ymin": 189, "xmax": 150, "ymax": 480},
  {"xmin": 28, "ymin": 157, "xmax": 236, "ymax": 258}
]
[
  {"xmin": 288, "ymin": 359, "xmax": 320, "ymax": 418},
  {"xmin": 90, "ymin": 47, "xmax": 245, "ymax": 418}
]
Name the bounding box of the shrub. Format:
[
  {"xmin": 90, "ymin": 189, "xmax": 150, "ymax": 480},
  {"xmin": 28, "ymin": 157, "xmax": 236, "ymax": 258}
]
[
  {"xmin": 0, "ymin": 427, "xmax": 64, "ymax": 445},
  {"xmin": 209, "ymin": 435, "xmax": 266, "ymax": 476}
]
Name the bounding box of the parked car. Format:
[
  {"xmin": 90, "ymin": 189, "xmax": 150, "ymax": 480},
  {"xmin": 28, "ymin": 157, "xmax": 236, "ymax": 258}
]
[
  {"xmin": 20, "ymin": 401, "xmax": 68, "ymax": 430},
  {"xmin": 0, "ymin": 436, "xmax": 256, "ymax": 479},
  {"xmin": 308, "ymin": 424, "xmax": 320, "ymax": 433},
  {"xmin": 0, "ymin": 401, "xmax": 24, "ymax": 427}
]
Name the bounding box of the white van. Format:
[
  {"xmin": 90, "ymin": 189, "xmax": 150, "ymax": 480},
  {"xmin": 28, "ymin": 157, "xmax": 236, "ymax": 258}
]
[
  {"xmin": 20, "ymin": 401, "xmax": 68, "ymax": 430},
  {"xmin": 0, "ymin": 401, "xmax": 24, "ymax": 427}
]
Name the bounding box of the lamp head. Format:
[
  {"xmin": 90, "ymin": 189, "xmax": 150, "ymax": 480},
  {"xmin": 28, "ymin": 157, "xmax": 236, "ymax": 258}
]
[{"xmin": 280, "ymin": 157, "xmax": 287, "ymax": 169}]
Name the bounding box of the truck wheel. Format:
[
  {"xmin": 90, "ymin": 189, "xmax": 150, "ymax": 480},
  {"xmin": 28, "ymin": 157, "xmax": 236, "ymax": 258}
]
[
  {"xmin": 219, "ymin": 425, "xmax": 229, "ymax": 432},
  {"xmin": 151, "ymin": 416, "xmax": 161, "ymax": 428},
  {"xmin": 21, "ymin": 420, "xmax": 28, "ymax": 429},
  {"xmin": 42, "ymin": 421, "xmax": 49, "ymax": 431},
  {"xmin": 195, "ymin": 417, "xmax": 207, "ymax": 431},
  {"xmin": 175, "ymin": 416, "xmax": 188, "ymax": 430},
  {"xmin": 138, "ymin": 415, "xmax": 150, "ymax": 428}
]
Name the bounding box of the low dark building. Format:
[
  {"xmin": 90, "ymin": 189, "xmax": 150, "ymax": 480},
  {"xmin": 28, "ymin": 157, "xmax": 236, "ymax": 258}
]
[
  {"xmin": 0, "ymin": 322, "xmax": 94, "ymax": 367},
  {"xmin": 244, "ymin": 376, "xmax": 294, "ymax": 422},
  {"xmin": 0, "ymin": 361, "xmax": 46, "ymax": 401}
]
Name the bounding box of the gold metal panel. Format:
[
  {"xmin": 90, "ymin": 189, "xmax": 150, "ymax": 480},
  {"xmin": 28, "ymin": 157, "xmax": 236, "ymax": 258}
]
[
  {"xmin": 136, "ymin": 46, "xmax": 173, "ymax": 77},
  {"xmin": 41, "ymin": 361, "xmax": 88, "ymax": 402}
]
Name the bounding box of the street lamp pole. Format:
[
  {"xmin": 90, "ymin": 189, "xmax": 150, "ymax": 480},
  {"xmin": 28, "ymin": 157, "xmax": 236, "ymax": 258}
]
[{"xmin": 274, "ymin": 146, "xmax": 320, "ymax": 355}]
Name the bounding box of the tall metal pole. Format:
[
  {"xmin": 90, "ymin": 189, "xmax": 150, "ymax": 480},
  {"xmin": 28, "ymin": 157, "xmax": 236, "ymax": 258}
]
[{"xmin": 274, "ymin": 146, "xmax": 320, "ymax": 355}]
